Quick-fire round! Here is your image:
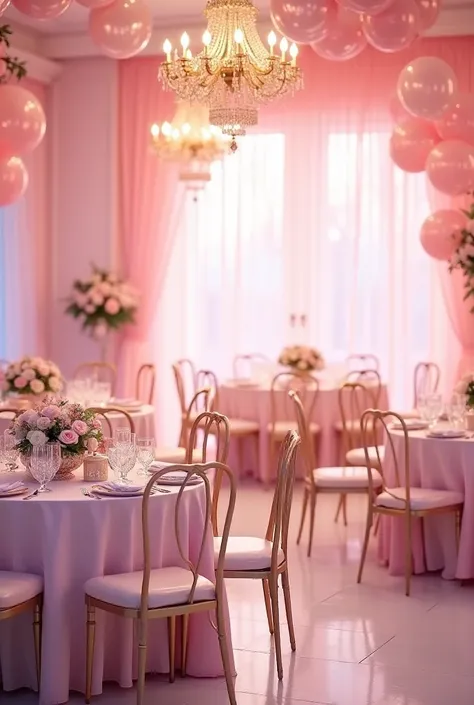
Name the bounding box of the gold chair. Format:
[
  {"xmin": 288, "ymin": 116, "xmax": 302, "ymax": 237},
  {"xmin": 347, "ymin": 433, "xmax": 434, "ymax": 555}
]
[
  {"xmin": 154, "ymin": 388, "xmax": 211, "ymax": 464},
  {"xmin": 84, "ymin": 462, "xmax": 237, "ymax": 705},
  {"xmin": 292, "ymin": 390, "xmax": 383, "ymax": 556},
  {"xmin": 172, "ymin": 360, "xmax": 197, "ymax": 446},
  {"xmin": 268, "ymin": 372, "xmax": 320, "ymax": 480},
  {"xmin": 214, "ymin": 431, "xmax": 300, "ymax": 681},
  {"xmin": 135, "ymin": 364, "xmax": 155, "ymax": 404},
  {"xmin": 357, "ymin": 410, "xmax": 464, "ymax": 596},
  {"xmin": 86, "ymin": 407, "xmax": 135, "ymax": 437},
  {"xmin": 346, "ymin": 354, "xmax": 380, "ymax": 372},
  {"xmin": 74, "ymin": 362, "xmax": 117, "ymax": 395},
  {"xmin": 232, "ymin": 353, "xmax": 269, "ymax": 379},
  {"xmin": 0, "ymin": 572, "xmax": 43, "ymax": 691}
]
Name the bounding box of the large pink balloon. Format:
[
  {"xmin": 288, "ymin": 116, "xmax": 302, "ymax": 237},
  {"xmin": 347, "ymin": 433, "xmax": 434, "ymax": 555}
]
[
  {"xmin": 270, "ymin": 0, "xmax": 336, "ymax": 44},
  {"xmin": 397, "ymin": 57, "xmax": 457, "ymax": 120},
  {"xmin": 89, "ymin": 0, "xmax": 152, "ymax": 59},
  {"xmin": 311, "ymin": 7, "xmax": 367, "ymax": 61},
  {"xmin": 420, "ymin": 209, "xmax": 466, "ymax": 260},
  {"xmin": 426, "ymin": 140, "xmax": 474, "ymax": 196},
  {"xmin": 390, "ymin": 117, "xmax": 440, "ymax": 172},
  {"xmin": 0, "ymin": 157, "xmax": 28, "ymax": 206},
  {"xmin": 338, "ymin": 0, "xmax": 394, "ymax": 17},
  {"xmin": 415, "ymin": 0, "xmax": 439, "ymax": 30},
  {"xmin": 12, "ymin": 0, "xmax": 70, "ymax": 19},
  {"xmin": 77, "ymin": 0, "xmax": 113, "ymax": 7},
  {"xmin": 435, "ymin": 94, "xmax": 474, "ymax": 146},
  {"xmin": 363, "ymin": 0, "xmax": 419, "ymax": 53},
  {"xmin": 0, "ymin": 85, "xmax": 46, "ymax": 159},
  {"xmin": 0, "ymin": 0, "xmax": 10, "ymax": 15}
]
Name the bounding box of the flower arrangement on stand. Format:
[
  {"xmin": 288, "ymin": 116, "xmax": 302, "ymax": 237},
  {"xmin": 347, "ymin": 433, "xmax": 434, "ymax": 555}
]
[
  {"xmin": 65, "ymin": 266, "xmax": 139, "ymax": 353},
  {"xmin": 1, "ymin": 356, "xmax": 62, "ymax": 402},
  {"xmin": 448, "ymin": 195, "xmax": 474, "ymax": 311},
  {"xmin": 10, "ymin": 398, "xmax": 104, "ymax": 480},
  {"xmin": 278, "ymin": 345, "xmax": 325, "ymax": 373}
]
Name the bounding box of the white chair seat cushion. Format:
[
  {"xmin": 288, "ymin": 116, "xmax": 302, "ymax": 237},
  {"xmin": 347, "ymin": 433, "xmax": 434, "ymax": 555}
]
[
  {"xmin": 376, "ymin": 487, "xmax": 464, "ymax": 511},
  {"xmin": 0, "ymin": 571, "xmax": 42, "ymax": 609},
  {"xmin": 228, "ymin": 418, "xmax": 260, "ymax": 434},
  {"xmin": 313, "ymin": 466, "xmax": 383, "ymax": 489},
  {"xmin": 396, "ymin": 409, "xmax": 420, "ymax": 419},
  {"xmin": 346, "ymin": 446, "xmax": 384, "ymax": 467},
  {"xmin": 334, "ymin": 419, "xmax": 373, "ymax": 432},
  {"xmin": 154, "ymin": 447, "xmax": 187, "ymax": 463},
  {"xmin": 84, "ymin": 566, "xmax": 215, "ymax": 610},
  {"xmin": 214, "ymin": 536, "xmax": 285, "ymax": 571},
  {"xmin": 267, "ymin": 420, "xmax": 320, "ymax": 436}
]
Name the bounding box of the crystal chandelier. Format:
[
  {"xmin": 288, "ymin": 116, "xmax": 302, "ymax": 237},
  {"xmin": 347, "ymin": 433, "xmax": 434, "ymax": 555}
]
[
  {"xmin": 150, "ymin": 102, "xmax": 227, "ymax": 192},
  {"xmin": 159, "ymin": 0, "xmax": 303, "ymax": 150}
]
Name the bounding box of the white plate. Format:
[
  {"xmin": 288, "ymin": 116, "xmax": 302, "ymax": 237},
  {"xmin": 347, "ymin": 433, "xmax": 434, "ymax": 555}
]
[
  {"xmin": 91, "ymin": 484, "xmax": 144, "ymax": 497},
  {"xmin": 110, "ymin": 399, "xmax": 143, "ymax": 411},
  {"xmin": 152, "ymin": 471, "xmax": 203, "ymax": 486},
  {"xmin": 426, "ymin": 429, "xmax": 466, "ymax": 439},
  {"xmin": 391, "ymin": 420, "xmax": 429, "ymax": 431},
  {"xmin": 0, "ymin": 485, "xmax": 28, "ymax": 497}
]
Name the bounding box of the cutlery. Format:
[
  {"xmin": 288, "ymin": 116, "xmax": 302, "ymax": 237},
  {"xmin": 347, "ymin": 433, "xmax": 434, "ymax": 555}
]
[
  {"xmin": 81, "ymin": 488, "xmax": 102, "ymax": 500},
  {"xmin": 23, "ymin": 489, "xmax": 39, "ymax": 500},
  {"xmin": 152, "ymin": 487, "xmax": 171, "ymax": 494}
]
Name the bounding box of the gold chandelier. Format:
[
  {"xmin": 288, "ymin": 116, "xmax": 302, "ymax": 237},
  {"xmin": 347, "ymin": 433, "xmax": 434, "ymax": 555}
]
[
  {"xmin": 150, "ymin": 102, "xmax": 227, "ymax": 191},
  {"xmin": 159, "ymin": 0, "xmax": 303, "ymax": 150}
]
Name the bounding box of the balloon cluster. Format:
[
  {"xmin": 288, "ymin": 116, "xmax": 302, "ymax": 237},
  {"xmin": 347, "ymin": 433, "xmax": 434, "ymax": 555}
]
[
  {"xmin": 0, "ymin": 25, "xmax": 46, "ymax": 207},
  {"xmin": 2, "ymin": 0, "xmax": 152, "ymax": 60},
  {"xmin": 270, "ymin": 0, "xmax": 439, "ymax": 61}
]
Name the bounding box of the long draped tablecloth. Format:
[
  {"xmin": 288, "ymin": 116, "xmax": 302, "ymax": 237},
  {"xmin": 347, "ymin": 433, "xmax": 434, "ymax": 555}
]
[{"xmin": 0, "ymin": 468, "xmax": 232, "ymax": 705}]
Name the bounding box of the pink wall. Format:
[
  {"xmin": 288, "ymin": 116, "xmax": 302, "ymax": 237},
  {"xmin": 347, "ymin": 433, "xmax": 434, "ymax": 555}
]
[{"xmin": 49, "ymin": 58, "xmax": 118, "ymax": 376}]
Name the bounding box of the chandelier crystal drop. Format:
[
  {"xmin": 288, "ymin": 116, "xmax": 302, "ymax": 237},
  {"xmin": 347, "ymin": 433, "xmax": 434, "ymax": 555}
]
[
  {"xmin": 159, "ymin": 0, "xmax": 303, "ymax": 150},
  {"xmin": 150, "ymin": 102, "xmax": 227, "ymax": 191}
]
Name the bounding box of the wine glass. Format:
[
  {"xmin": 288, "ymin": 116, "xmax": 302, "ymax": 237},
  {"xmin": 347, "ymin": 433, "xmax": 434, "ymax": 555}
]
[
  {"xmin": 117, "ymin": 444, "xmax": 136, "ymax": 484},
  {"xmin": 136, "ymin": 438, "xmax": 155, "ymax": 477},
  {"xmin": 114, "ymin": 427, "xmax": 132, "ymax": 445},
  {"xmin": 417, "ymin": 394, "xmax": 428, "ymax": 422},
  {"xmin": 425, "ymin": 394, "xmax": 443, "ymax": 427},
  {"xmin": 46, "ymin": 443, "xmax": 61, "ymax": 488},
  {"xmin": 448, "ymin": 393, "xmax": 467, "ymax": 429},
  {"xmin": 30, "ymin": 446, "xmax": 53, "ymax": 493},
  {"xmin": 3, "ymin": 431, "xmax": 19, "ymax": 472}
]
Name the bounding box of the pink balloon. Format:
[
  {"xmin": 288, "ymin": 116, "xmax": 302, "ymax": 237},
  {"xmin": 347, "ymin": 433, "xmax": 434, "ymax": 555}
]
[
  {"xmin": 415, "ymin": 0, "xmax": 439, "ymax": 30},
  {"xmin": 89, "ymin": 0, "xmax": 152, "ymax": 59},
  {"xmin": 390, "ymin": 117, "xmax": 440, "ymax": 173},
  {"xmin": 311, "ymin": 7, "xmax": 367, "ymax": 61},
  {"xmin": 397, "ymin": 57, "xmax": 458, "ymax": 120},
  {"xmin": 0, "ymin": 85, "xmax": 46, "ymax": 159},
  {"xmin": 435, "ymin": 94, "xmax": 474, "ymax": 146},
  {"xmin": 270, "ymin": 0, "xmax": 336, "ymax": 44},
  {"xmin": 389, "ymin": 92, "xmax": 411, "ymax": 122},
  {"xmin": 426, "ymin": 140, "xmax": 474, "ymax": 196},
  {"xmin": 363, "ymin": 0, "xmax": 419, "ymax": 53},
  {"xmin": 338, "ymin": 0, "xmax": 394, "ymax": 17},
  {"xmin": 12, "ymin": 0, "xmax": 70, "ymax": 19},
  {"xmin": 420, "ymin": 209, "xmax": 466, "ymax": 260},
  {"xmin": 77, "ymin": 0, "xmax": 113, "ymax": 7},
  {"xmin": 0, "ymin": 157, "xmax": 28, "ymax": 206},
  {"xmin": 0, "ymin": 0, "xmax": 10, "ymax": 15}
]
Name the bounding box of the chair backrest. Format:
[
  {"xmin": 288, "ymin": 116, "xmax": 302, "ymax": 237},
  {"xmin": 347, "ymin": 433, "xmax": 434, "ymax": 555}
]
[
  {"xmin": 232, "ymin": 353, "xmax": 269, "ymax": 379},
  {"xmin": 265, "ymin": 431, "xmax": 300, "ymax": 564},
  {"xmin": 136, "ymin": 364, "xmax": 155, "ymax": 405},
  {"xmin": 413, "ymin": 362, "xmax": 440, "ymax": 407},
  {"xmin": 290, "ymin": 390, "xmax": 317, "ymax": 483},
  {"xmin": 196, "ymin": 369, "xmax": 219, "ymax": 409},
  {"xmin": 172, "ymin": 359, "xmax": 197, "ymax": 415},
  {"xmin": 187, "ymin": 411, "xmax": 230, "ymax": 535},
  {"xmin": 344, "ymin": 368, "xmax": 382, "ymax": 405},
  {"xmin": 361, "ymin": 409, "xmax": 410, "ymax": 509},
  {"xmin": 86, "ymin": 407, "xmax": 135, "ymax": 436},
  {"xmin": 74, "ymin": 362, "xmax": 117, "ymax": 395},
  {"xmin": 141, "ymin": 462, "xmax": 236, "ymax": 618},
  {"xmin": 270, "ymin": 371, "xmax": 319, "ymax": 428},
  {"xmin": 338, "ymin": 381, "xmax": 379, "ymax": 455},
  {"xmin": 179, "ymin": 388, "xmax": 211, "ymax": 448},
  {"xmin": 346, "ymin": 354, "xmax": 380, "ymax": 372}
]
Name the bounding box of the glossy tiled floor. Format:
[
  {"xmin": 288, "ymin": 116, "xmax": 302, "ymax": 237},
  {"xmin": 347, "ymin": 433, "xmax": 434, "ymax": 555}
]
[{"xmin": 2, "ymin": 483, "xmax": 474, "ymax": 704}]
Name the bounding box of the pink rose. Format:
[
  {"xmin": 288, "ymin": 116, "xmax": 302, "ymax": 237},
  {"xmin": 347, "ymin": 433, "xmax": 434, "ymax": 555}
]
[
  {"xmin": 22, "ymin": 368, "xmax": 36, "ymax": 381},
  {"xmin": 49, "ymin": 376, "xmax": 62, "ymax": 393},
  {"xmin": 14, "ymin": 376, "xmax": 27, "ymax": 389},
  {"xmin": 104, "ymin": 298, "xmax": 120, "ymax": 315},
  {"xmin": 58, "ymin": 429, "xmax": 79, "ymax": 445},
  {"xmin": 42, "ymin": 405, "xmax": 60, "ymax": 420},
  {"xmin": 92, "ymin": 418, "xmax": 102, "ymax": 429},
  {"xmin": 20, "ymin": 410, "xmax": 39, "ymax": 426},
  {"xmin": 72, "ymin": 420, "xmax": 88, "ymax": 435},
  {"xmin": 30, "ymin": 379, "xmax": 45, "ymax": 394},
  {"xmin": 36, "ymin": 416, "xmax": 51, "ymax": 431}
]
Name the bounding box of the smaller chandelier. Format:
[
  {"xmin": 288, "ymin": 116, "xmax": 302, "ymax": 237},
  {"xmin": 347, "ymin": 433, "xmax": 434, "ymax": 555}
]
[
  {"xmin": 159, "ymin": 0, "xmax": 303, "ymax": 150},
  {"xmin": 150, "ymin": 102, "xmax": 227, "ymax": 192}
]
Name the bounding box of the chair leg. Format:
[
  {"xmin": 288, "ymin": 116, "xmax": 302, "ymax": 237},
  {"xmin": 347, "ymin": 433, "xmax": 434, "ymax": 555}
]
[
  {"xmin": 137, "ymin": 641, "xmax": 148, "ymax": 705},
  {"xmin": 253, "ymin": 433, "xmax": 260, "ymax": 478},
  {"xmin": 357, "ymin": 511, "xmax": 373, "ymax": 584},
  {"xmin": 168, "ymin": 616, "xmax": 176, "ymax": 683},
  {"xmin": 269, "ymin": 576, "xmax": 283, "ymax": 680},
  {"xmin": 262, "ymin": 579, "xmax": 274, "ymax": 635},
  {"xmin": 85, "ymin": 602, "xmax": 96, "ymax": 705},
  {"xmin": 342, "ymin": 494, "xmax": 348, "ymax": 526},
  {"xmin": 334, "ymin": 494, "xmax": 344, "ymax": 523},
  {"xmin": 33, "ymin": 598, "xmax": 42, "ymax": 692},
  {"xmin": 307, "ymin": 490, "xmax": 317, "ymax": 558},
  {"xmin": 237, "ymin": 437, "xmax": 245, "ymax": 478},
  {"xmin": 181, "ymin": 614, "xmax": 189, "ymax": 677},
  {"xmin": 215, "ymin": 605, "xmax": 237, "ymax": 705},
  {"xmin": 281, "ymin": 570, "xmax": 296, "ymax": 652},
  {"xmin": 373, "ymin": 514, "xmax": 381, "ymax": 537},
  {"xmin": 405, "ymin": 516, "xmax": 413, "ymax": 597},
  {"xmin": 296, "ymin": 488, "xmax": 309, "ymax": 546}
]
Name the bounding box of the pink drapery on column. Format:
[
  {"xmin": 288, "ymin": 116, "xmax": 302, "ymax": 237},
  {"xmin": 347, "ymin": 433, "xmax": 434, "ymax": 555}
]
[{"xmin": 117, "ymin": 58, "xmax": 182, "ymax": 395}]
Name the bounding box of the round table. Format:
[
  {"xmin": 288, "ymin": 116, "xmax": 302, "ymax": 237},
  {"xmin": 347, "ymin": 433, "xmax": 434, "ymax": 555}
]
[
  {"xmin": 0, "ymin": 466, "xmax": 231, "ymax": 705},
  {"xmin": 0, "ymin": 404, "xmax": 156, "ymax": 439},
  {"xmin": 379, "ymin": 424, "xmax": 474, "ymax": 580},
  {"xmin": 219, "ymin": 381, "xmax": 389, "ymax": 482}
]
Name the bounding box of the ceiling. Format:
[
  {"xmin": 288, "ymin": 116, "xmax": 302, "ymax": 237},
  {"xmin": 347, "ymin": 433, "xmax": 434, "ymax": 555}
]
[{"xmin": 4, "ymin": 0, "xmax": 474, "ymax": 36}]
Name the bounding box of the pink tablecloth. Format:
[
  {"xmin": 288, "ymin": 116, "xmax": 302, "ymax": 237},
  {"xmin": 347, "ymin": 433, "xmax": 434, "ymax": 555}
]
[
  {"xmin": 0, "ymin": 468, "xmax": 231, "ymax": 705},
  {"xmin": 378, "ymin": 427, "xmax": 473, "ymax": 580},
  {"xmin": 219, "ymin": 382, "xmax": 389, "ymax": 483}
]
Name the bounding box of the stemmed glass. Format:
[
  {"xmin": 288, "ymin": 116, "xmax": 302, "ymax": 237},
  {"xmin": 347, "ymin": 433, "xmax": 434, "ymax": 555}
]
[
  {"xmin": 2, "ymin": 431, "xmax": 19, "ymax": 472},
  {"xmin": 29, "ymin": 444, "xmax": 61, "ymax": 493},
  {"xmin": 447, "ymin": 393, "xmax": 467, "ymax": 429},
  {"xmin": 110, "ymin": 431, "xmax": 137, "ymax": 484},
  {"xmin": 425, "ymin": 394, "xmax": 443, "ymax": 427},
  {"xmin": 136, "ymin": 438, "xmax": 155, "ymax": 477}
]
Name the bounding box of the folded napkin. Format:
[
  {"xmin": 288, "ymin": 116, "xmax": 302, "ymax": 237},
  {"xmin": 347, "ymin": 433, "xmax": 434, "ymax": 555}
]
[
  {"xmin": 100, "ymin": 481, "xmax": 143, "ymax": 493},
  {"xmin": 0, "ymin": 481, "xmax": 25, "ymax": 492},
  {"xmin": 149, "ymin": 461, "xmax": 174, "ymax": 472}
]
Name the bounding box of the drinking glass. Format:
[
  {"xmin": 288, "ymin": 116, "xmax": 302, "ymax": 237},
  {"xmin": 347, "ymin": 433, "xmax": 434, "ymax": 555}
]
[
  {"xmin": 448, "ymin": 393, "xmax": 467, "ymax": 429},
  {"xmin": 425, "ymin": 394, "xmax": 443, "ymax": 427},
  {"xmin": 107, "ymin": 443, "xmax": 122, "ymax": 480},
  {"xmin": 116, "ymin": 444, "xmax": 136, "ymax": 484},
  {"xmin": 114, "ymin": 427, "xmax": 132, "ymax": 445},
  {"xmin": 3, "ymin": 431, "xmax": 19, "ymax": 472},
  {"xmin": 417, "ymin": 394, "xmax": 428, "ymax": 422},
  {"xmin": 136, "ymin": 438, "xmax": 155, "ymax": 477},
  {"xmin": 30, "ymin": 446, "xmax": 53, "ymax": 493}
]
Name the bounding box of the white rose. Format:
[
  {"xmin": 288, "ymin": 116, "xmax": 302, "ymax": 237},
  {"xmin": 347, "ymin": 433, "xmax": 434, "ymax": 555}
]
[
  {"xmin": 90, "ymin": 291, "xmax": 104, "ymax": 306},
  {"xmin": 23, "ymin": 368, "xmax": 37, "ymax": 381},
  {"xmin": 49, "ymin": 376, "xmax": 62, "ymax": 392},
  {"xmin": 26, "ymin": 430, "xmax": 47, "ymax": 446},
  {"xmin": 84, "ymin": 304, "xmax": 96, "ymax": 314},
  {"xmin": 30, "ymin": 379, "xmax": 45, "ymax": 394},
  {"xmin": 37, "ymin": 364, "xmax": 50, "ymax": 377}
]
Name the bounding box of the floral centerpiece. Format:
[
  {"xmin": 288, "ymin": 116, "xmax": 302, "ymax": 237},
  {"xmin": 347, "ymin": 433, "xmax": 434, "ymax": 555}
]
[
  {"xmin": 448, "ymin": 194, "xmax": 474, "ymax": 311},
  {"xmin": 65, "ymin": 265, "xmax": 139, "ymax": 341},
  {"xmin": 1, "ymin": 356, "xmax": 62, "ymax": 399},
  {"xmin": 278, "ymin": 345, "xmax": 325, "ymax": 373},
  {"xmin": 454, "ymin": 373, "xmax": 474, "ymax": 408},
  {"xmin": 10, "ymin": 398, "xmax": 104, "ymax": 480}
]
